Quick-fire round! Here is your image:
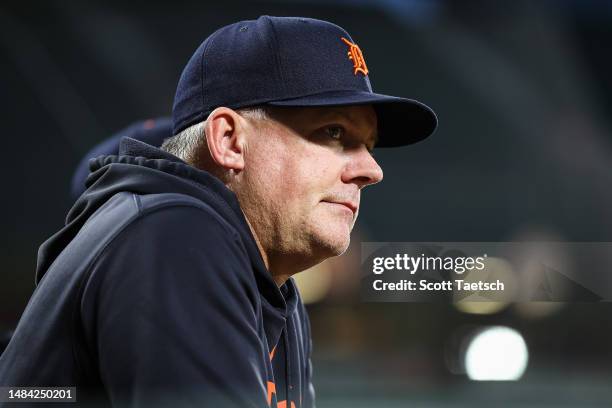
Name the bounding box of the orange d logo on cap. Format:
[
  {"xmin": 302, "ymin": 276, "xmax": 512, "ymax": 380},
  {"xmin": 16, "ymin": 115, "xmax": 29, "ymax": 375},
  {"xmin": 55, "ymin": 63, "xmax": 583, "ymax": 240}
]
[{"xmin": 341, "ymin": 37, "xmax": 369, "ymax": 76}]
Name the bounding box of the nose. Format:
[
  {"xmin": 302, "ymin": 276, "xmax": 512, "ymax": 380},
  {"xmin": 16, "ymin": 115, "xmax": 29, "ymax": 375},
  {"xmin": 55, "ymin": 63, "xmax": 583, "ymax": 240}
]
[{"xmin": 342, "ymin": 145, "xmax": 384, "ymax": 189}]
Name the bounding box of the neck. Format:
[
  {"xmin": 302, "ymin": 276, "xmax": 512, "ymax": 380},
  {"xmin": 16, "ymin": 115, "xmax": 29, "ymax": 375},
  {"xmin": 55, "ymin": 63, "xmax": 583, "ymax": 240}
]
[{"xmin": 242, "ymin": 215, "xmax": 291, "ymax": 287}]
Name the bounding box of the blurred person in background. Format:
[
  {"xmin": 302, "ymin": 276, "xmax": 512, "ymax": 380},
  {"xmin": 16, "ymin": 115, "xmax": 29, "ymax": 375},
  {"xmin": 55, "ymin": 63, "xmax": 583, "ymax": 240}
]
[
  {"xmin": 0, "ymin": 121, "xmax": 170, "ymax": 361},
  {"xmin": 0, "ymin": 16, "xmax": 435, "ymax": 407},
  {"xmin": 70, "ymin": 117, "xmax": 172, "ymax": 201}
]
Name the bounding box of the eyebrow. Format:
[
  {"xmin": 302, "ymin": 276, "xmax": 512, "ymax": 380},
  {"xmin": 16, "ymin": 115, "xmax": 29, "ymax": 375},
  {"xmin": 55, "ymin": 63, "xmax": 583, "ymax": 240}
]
[{"xmin": 319, "ymin": 108, "xmax": 379, "ymax": 146}]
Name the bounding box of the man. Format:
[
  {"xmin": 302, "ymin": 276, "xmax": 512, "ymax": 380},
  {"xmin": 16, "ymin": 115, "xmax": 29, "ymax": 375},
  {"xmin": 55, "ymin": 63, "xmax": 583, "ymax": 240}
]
[{"xmin": 0, "ymin": 16, "xmax": 436, "ymax": 407}]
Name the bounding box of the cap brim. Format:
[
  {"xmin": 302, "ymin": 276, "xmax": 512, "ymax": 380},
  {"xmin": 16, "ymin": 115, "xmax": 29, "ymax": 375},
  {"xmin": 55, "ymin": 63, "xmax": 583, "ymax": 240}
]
[{"xmin": 266, "ymin": 90, "xmax": 437, "ymax": 147}]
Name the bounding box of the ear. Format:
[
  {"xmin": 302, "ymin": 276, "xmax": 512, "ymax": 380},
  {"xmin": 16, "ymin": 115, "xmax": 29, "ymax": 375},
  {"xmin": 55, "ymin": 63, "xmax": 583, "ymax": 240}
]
[{"xmin": 204, "ymin": 107, "xmax": 247, "ymax": 172}]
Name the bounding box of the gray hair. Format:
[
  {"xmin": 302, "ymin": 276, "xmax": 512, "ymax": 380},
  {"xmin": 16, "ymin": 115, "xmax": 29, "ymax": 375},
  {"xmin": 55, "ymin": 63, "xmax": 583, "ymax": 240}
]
[{"xmin": 161, "ymin": 106, "xmax": 270, "ymax": 165}]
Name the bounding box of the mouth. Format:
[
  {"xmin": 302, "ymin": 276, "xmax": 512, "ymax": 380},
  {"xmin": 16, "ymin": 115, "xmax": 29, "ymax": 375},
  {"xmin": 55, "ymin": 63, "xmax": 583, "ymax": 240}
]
[{"xmin": 322, "ymin": 200, "xmax": 358, "ymax": 215}]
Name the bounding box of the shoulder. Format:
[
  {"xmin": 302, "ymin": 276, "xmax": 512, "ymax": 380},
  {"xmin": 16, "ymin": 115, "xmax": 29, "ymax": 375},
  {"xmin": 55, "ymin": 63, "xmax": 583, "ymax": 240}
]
[
  {"xmin": 81, "ymin": 191, "xmax": 242, "ymax": 248},
  {"xmin": 80, "ymin": 191, "xmax": 255, "ymax": 306},
  {"xmin": 94, "ymin": 191, "xmax": 248, "ymax": 270},
  {"xmin": 137, "ymin": 192, "xmax": 235, "ymax": 228},
  {"xmin": 118, "ymin": 191, "xmax": 240, "ymax": 237}
]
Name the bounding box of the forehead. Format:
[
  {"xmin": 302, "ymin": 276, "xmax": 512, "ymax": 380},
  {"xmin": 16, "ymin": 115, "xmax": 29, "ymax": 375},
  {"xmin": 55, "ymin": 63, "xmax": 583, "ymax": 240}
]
[
  {"xmin": 317, "ymin": 106, "xmax": 377, "ymax": 129},
  {"xmin": 267, "ymin": 105, "xmax": 378, "ymax": 141}
]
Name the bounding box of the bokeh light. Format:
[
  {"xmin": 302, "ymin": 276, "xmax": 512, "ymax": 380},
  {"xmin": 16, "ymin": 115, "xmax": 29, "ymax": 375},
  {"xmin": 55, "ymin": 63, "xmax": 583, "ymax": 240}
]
[{"xmin": 464, "ymin": 326, "xmax": 528, "ymax": 381}]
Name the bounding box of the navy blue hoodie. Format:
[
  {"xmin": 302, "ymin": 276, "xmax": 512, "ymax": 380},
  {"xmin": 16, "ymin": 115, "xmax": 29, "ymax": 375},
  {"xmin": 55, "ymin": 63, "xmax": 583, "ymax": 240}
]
[{"xmin": 0, "ymin": 138, "xmax": 315, "ymax": 408}]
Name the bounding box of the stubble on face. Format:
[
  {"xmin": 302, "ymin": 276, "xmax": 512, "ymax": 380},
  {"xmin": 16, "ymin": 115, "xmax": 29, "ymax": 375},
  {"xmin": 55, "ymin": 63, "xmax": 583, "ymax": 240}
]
[{"xmin": 231, "ymin": 105, "xmax": 379, "ymax": 277}]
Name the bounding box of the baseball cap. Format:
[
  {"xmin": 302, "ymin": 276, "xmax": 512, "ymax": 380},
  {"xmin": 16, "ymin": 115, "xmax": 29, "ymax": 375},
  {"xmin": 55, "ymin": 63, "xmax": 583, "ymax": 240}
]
[
  {"xmin": 70, "ymin": 117, "xmax": 172, "ymax": 200},
  {"xmin": 173, "ymin": 16, "xmax": 437, "ymax": 147}
]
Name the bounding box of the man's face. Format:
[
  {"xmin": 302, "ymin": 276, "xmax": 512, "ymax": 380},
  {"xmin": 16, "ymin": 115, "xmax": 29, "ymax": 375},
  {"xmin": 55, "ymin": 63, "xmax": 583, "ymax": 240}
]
[{"xmin": 236, "ymin": 105, "xmax": 383, "ymax": 273}]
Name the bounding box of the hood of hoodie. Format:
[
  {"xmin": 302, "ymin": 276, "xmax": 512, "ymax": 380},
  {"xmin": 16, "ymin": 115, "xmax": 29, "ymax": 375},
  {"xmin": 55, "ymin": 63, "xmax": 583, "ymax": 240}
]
[{"xmin": 36, "ymin": 137, "xmax": 297, "ymax": 321}]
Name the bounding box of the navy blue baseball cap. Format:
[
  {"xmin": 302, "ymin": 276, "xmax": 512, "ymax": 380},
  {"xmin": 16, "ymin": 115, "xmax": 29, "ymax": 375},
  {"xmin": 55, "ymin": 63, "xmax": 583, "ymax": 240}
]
[
  {"xmin": 173, "ymin": 16, "xmax": 437, "ymax": 147},
  {"xmin": 70, "ymin": 117, "xmax": 172, "ymax": 200}
]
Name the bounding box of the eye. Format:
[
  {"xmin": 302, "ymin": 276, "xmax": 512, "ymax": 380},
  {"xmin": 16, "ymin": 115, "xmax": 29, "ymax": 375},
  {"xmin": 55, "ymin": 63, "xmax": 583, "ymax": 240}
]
[{"xmin": 324, "ymin": 125, "xmax": 345, "ymax": 140}]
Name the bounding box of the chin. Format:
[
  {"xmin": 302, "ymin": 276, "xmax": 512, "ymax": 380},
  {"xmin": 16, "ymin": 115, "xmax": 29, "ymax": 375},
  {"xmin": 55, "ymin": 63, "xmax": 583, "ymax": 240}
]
[{"xmin": 310, "ymin": 223, "xmax": 352, "ymax": 258}]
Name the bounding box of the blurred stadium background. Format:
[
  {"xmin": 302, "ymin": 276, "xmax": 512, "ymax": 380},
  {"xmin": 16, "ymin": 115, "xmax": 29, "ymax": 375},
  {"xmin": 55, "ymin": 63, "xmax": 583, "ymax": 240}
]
[{"xmin": 1, "ymin": 0, "xmax": 611, "ymax": 406}]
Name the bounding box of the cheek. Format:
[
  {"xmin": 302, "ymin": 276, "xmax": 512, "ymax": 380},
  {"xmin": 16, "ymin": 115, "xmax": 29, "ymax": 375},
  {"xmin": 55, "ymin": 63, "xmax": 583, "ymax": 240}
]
[
  {"xmin": 250, "ymin": 137, "xmax": 345, "ymax": 217},
  {"xmin": 247, "ymin": 144, "xmax": 310, "ymax": 217},
  {"xmin": 250, "ymin": 141, "xmax": 285, "ymax": 183},
  {"xmin": 290, "ymin": 148, "xmax": 341, "ymax": 205}
]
